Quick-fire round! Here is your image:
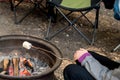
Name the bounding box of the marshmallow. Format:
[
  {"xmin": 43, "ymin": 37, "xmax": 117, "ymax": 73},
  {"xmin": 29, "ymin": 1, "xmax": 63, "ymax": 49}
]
[{"xmin": 22, "ymin": 41, "xmax": 32, "ymax": 49}]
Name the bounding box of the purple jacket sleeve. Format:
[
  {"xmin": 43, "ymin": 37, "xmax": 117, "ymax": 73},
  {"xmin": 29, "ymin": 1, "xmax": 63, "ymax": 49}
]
[{"xmin": 78, "ymin": 52, "xmax": 91, "ymax": 63}]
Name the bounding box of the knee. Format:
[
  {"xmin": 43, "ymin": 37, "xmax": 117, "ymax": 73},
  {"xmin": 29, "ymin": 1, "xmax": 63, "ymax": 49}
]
[
  {"xmin": 63, "ymin": 64, "xmax": 78, "ymax": 80},
  {"xmin": 63, "ymin": 64, "xmax": 81, "ymax": 75},
  {"xmin": 64, "ymin": 64, "xmax": 76, "ymax": 72}
]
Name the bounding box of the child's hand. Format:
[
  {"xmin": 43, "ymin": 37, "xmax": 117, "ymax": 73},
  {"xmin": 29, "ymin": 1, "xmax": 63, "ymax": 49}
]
[{"xmin": 74, "ymin": 48, "xmax": 88, "ymax": 61}]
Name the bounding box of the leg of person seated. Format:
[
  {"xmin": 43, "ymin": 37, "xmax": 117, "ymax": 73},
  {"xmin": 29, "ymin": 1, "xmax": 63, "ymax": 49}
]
[
  {"xmin": 63, "ymin": 64, "xmax": 95, "ymax": 80},
  {"xmin": 88, "ymin": 51, "xmax": 120, "ymax": 70}
]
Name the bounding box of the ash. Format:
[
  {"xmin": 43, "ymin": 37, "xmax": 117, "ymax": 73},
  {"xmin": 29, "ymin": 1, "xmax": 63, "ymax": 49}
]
[{"xmin": 30, "ymin": 57, "xmax": 50, "ymax": 75}]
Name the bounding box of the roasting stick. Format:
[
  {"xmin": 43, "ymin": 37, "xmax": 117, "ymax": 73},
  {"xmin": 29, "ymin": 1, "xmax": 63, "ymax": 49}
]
[{"xmin": 23, "ymin": 41, "xmax": 75, "ymax": 63}]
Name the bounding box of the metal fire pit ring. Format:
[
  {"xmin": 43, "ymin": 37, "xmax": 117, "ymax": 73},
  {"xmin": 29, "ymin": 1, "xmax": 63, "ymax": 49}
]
[{"xmin": 0, "ymin": 35, "xmax": 62, "ymax": 80}]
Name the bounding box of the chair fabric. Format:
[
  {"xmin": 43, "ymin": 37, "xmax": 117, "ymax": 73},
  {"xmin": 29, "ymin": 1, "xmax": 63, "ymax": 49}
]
[
  {"xmin": 48, "ymin": 0, "xmax": 100, "ymax": 10},
  {"xmin": 46, "ymin": 0, "xmax": 101, "ymax": 45},
  {"xmin": 60, "ymin": 0, "xmax": 91, "ymax": 9},
  {"xmin": 60, "ymin": 0, "xmax": 100, "ymax": 9}
]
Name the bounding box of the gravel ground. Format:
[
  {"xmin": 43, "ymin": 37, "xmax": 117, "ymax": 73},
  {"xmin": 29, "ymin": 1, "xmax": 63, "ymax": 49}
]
[{"xmin": 0, "ymin": 1, "xmax": 120, "ymax": 80}]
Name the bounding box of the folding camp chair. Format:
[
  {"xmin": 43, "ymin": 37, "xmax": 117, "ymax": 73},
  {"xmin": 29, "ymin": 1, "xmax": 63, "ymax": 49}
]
[
  {"xmin": 45, "ymin": 0, "xmax": 101, "ymax": 45},
  {"xmin": 9, "ymin": 0, "xmax": 47, "ymax": 24}
]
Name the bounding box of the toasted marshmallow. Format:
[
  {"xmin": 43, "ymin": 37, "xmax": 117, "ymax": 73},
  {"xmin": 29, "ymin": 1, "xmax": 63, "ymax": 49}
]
[{"xmin": 22, "ymin": 41, "xmax": 32, "ymax": 49}]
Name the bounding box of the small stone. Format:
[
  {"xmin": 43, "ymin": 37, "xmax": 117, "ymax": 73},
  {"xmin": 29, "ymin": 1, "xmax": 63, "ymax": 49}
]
[
  {"xmin": 55, "ymin": 41, "xmax": 59, "ymax": 43},
  {"xmin": 66, "ymin": 34, "xmax": 69, "ymax": 37}
]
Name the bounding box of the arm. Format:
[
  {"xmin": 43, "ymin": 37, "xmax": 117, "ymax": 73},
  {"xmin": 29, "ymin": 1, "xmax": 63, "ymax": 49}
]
[
  {"xmin": 74, "ymin": 48, "xmax": 119, "ymax": 80},
  {"xmin": 81, "ymin": 55, "xmax": 111, "ymax": 80}
]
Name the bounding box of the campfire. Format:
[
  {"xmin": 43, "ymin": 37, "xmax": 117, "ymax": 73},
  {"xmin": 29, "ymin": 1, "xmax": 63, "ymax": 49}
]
[
  {"xmin": 0, "ymin": 35, "xmax": 62, "ymax": 80},
  {"xmin": 0, "ymin": 50, "xmax": 50, "ymax": 77}
]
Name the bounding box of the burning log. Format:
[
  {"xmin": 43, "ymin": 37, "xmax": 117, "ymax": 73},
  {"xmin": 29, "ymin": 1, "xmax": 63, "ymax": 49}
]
[
  {"xmin": 12, "ymin": 58, "xmax": 19, "ymax": 76},
  {"xmin": 0, "ymin": 58, "xmax": 10, "ymax": 75},
  {"xmin": 19, "ymin": 57, "xmax": 31, "ymax": 76},
  {"xmin": 8, "ymin": 61, "xmax": 14, "ymax": 76},
  {"xmin": 23, "ymin": 59, "xmax": 34, "ymax": 72},
  {"xmin": 3, "ymin": 58, "xmax": 9, "ymax": 71},
  {"xmin": 20, "ymin": 68, "xmax": 31, "ymax": 76}
]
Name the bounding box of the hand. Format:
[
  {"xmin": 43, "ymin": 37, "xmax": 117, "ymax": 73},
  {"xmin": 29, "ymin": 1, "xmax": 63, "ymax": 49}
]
[{"xmin": 74, "ymin": 48, "xmax": 88, "ymax": 61}]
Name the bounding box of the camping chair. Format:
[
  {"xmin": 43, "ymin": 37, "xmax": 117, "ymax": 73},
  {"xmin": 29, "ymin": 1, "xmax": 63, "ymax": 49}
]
[
  {"xmin": 45, "ymin": 0, "xmax": 101, "ymax": 45},
  {"xmin": 9, "ymin": 0, "xmax": 47, "ymax": 24}
]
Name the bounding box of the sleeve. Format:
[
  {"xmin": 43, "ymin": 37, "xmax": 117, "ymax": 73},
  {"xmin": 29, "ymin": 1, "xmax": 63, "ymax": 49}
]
[{"xmin": 80, "ymin": 55, "xmax": 119, "ymax": 80}]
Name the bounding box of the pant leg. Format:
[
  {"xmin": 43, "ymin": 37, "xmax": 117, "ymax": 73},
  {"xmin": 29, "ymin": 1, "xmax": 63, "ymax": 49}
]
[
  {"xmin": 102, "ymin": 0, "xmax": 115, "ymax": 9},
  {"xmin": 88, "ymin": 51, "xmax": 120, "ymax": 70},
  {"xmin": 63, "ymin": 64, "xmax": 95, "ymax": 80}
]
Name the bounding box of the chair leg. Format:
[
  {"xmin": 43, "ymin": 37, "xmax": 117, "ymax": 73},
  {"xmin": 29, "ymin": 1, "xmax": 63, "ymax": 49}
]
[
  {"xmin": 80, "ymin": 11, "xmax": 94, "ymax": 27},
  {"xmin": 45, "ymin": 17, "xmax": 71, "ymax": 40},
  {"xmin": 15, "ymin": 3, "xmax": 37, "ymax": 24},
  {"xmin": 45, "ymin": 16, "xmax": 52, "ymax": 40},
  {"xmin": 9, "ymin": 0, "xmax": 14, "ymax": 11},
  {"xmin": 45, "ymin": 6, "xmax": 100, "ymax": 45},
  {"xmin": 45, "ymin": 6, "xmax": 72, "ymax": 40},
  {"xmin": 111, "ymin": 44, "xmax": 120, "ymax": 52},
  {"xmin": 11, "ymin": 0, "xmax": 47, "ymax": 24},
  {"xmin": 91, "ymin": 6, "xmax": 100, "ymax": 45},
  {"xmin": 10, "ymin": 0, "xmax": 25, "ymax": 24}
]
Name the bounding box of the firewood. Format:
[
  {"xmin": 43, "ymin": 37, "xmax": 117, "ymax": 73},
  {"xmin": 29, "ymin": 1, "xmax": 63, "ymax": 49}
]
[
  {"xmin": 8, "ymin": 61, "xmax": 14, "ymax": 76},
  {"xmin": 3, "ymin": 58, "xmax": 9, "ymax": 71},
  {"xmin": 0, "ymin": 60, "xmax": 3, "ymax": 69},
  {"xmin": 23, "ymin": 59, "xmax": 33, "ymax": 71},
  {"xmin": 23, "ymin": 60, "xmax": 33, "ymax": 68},
  {"xmin": 12, "ymin": 58, "xmax": 19, "ymax": 76}
]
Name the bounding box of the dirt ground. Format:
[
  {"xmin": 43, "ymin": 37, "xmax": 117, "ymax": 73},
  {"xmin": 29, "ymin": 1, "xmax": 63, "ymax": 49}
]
[{"xmin": 0, "ymin": 1, "xmax": 120, "ymax": 80}]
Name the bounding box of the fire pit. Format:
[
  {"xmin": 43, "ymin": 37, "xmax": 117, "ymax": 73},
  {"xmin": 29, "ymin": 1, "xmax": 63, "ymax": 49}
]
[{"xmin": 0, "ymin": 35, "xmax": 62, "ymax": 80}]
